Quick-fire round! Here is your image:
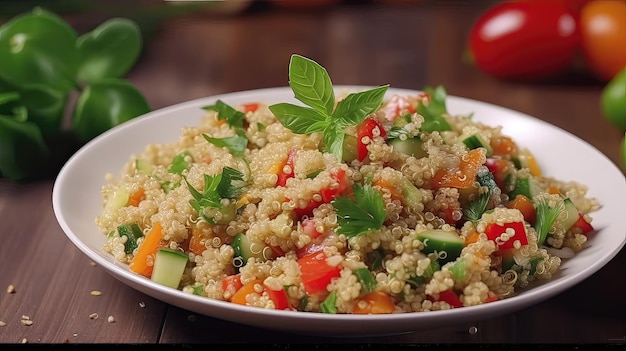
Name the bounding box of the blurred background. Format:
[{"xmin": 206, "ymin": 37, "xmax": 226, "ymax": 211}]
[{"xmin": 0, "ymin": 0, "xmax": 624, "ymax": 180}]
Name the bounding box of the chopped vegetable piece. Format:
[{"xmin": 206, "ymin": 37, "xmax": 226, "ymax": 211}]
[
  {"xmin": 151, "ymin": 248, "xmax": 188, "ymax": 289},
  {"xmin": 320, "ymin": 291, "xmax": 337, "ymax": 314},
  {"xmin": 429, "ymin": 289, "xmax": 463, "ymax": 308},
  {"xmin": 231, "ymin": 279, "xmax": 263, "ymax": 305},
  {"xmin": 506, "ymin": 194, "xmax": 536, "ymax": 225},
  {"xmin": 129, "ymin": 222, "xmax": 164, "ymax": 277},
  {"xmin": 484, "ymin": 221, "xmax": 528, "ymax": 251},
  {"xmin": 297, "ymin": 251, "xmax": 341, "ymax": 297},
  {"xmin": 352, "ymin": 291, "xmax": 395, "ymax": 314},
  {"xmin": 416, "ymin": 229, "xmax": 464, "ymax": 263},
  {"xmin": 353, "ymin": 267, "xmax": 377, "ymax": 294},
  {"xmin": 431, "ymin": 149, "xmax": 484, "ymax": 189},
  {"xmin": 356, "ymin": 117, "xmax": 386, "ymax": 162}
]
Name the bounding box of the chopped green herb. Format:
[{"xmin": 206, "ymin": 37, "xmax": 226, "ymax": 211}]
[
  {"xmin": 203, "ymin": 129, "xmax": 248, "ymax": 157},
  {"xmin": 202, "ymin": 99, "xmax": 245, "ymax": 129},
  {"xmin": 185, "ymin": 166, "xmax": 245, "ymax": 224},
  {"xmin": 168, "ymin": 151, "xmax": 193, "ymax": 175},
  {"xmin": 353, "ymin": 267, "xmax": 377, "ymax": 294},
  {"xmin": 534, "ymin": 197, "xmax": 562, "ymax": 246},
  {"xmin": 320, "ymin": 291, "xmax": 337, "ymax": 314},
  {"xmin": 333, "ymin": 183, "xmax": 386, "ymax": 237},
  {"xmin": 417, "ymin": 85, "xmax": 452, "ymax": 133}
]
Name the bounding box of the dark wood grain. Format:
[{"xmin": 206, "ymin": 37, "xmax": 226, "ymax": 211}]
[{"xmin": 0, "ymin": 1, "xmax": 624, "ymax": 345}]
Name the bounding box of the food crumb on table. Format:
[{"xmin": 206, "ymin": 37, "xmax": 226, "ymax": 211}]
[
  {"xmin": 7, "ymin": 284, "xmax": 15, "ymax": 293},
  {"xmin": 107, "ymin": 315, "xmax": 115, "ymax": 323},
  {"xmin": 90, "ymin": 290, "xmax": 102, "ymax": 296},
  {"xmin": 89, "ymin": 313, "xmax": 99, "ymax": 319},
  {"xmin": 0, "ymin": 321, "xmax": 6, "ymax": 327}
]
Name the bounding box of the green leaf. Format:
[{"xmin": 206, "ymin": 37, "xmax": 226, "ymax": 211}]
[
  {"xmin": 203, "ymin": 129, "xmax": 248, "ymax": 157},
  {"xmin": 418, "ymin": 85, "xmax": 452, "ymax": 133},
  {"xmin": 185, "ymin": 166, "xmax": 245, "ymax": 223},
  {"xmin": 332, "ymin": 85, "xmax": 388, "ymax": 126},
  {"xmin": 534, "ymin": 198, "xmax": 563, "ymax": 246},
  {"xmin": 321, "ymin": 124, "xmax": 344, "ymax": 160},
  {"xmin": 269, "ymin": 103, "xmax": 327, "ymax": 134},
  {"xmin": 0, "ymin": 115, "xmax": 48, "ymax": 181},
  {"xmin": 320, "ymin": 291, "xmax": 337, "ymax": 314},
  {"xmin": 0, "ymin": 8, "xmax": 78, "ymax": 92},
  {"xmin": 333, "ymin": 183, "xmax": 386, "ymax": 237},
  {"xmin": 288, "ymin": 54, "xmax": 334, "ymax": 116},
  {"xmin": 72, "ymin": 78, "xmax": 150, "ymax": 142},
  {"xmin": 168, "ymin": 151, "xmax": 193, "ymax": 175},
  {"xmin": 18, "ymin": 84, "xmax": 67, "ymax": 135},
  {"xmin": 202, "ymin": 99, "xmax": 245, "ymax": 129},
  {"xmin": 76, "ymin": 18, "xmax": 142, "ymax": 83}
]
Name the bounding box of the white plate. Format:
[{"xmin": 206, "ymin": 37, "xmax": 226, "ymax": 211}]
[{"xmin": 52, "ymin": 86, "xmax": 626, "ymax": 336}]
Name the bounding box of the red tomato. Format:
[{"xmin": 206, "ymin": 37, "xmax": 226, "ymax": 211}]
[
  {"xmin": 579, "ymin": 0, "xmax": 626, "ymax": 82},
  {"xmin": 468, "ymin": 0, "xmax": 580, "ymax": 80},
  {"xmin": 297, "ymin": 251, "xmax": 341, "ymax": 297}
]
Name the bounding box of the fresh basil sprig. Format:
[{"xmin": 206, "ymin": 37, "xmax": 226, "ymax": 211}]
[{"xmin": 269, "ymin": 54, "xmax": 389, "ymax": 161}]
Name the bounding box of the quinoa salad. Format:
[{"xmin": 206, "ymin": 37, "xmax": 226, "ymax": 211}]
[{"xmin": 96, "ymin": 55, "xmax": 599, "ymax": 314}]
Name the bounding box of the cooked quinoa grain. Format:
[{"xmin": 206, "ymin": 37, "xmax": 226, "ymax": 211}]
[{"xmin": 96, "ymin": 84, "xmax": 598, "ymax": 314}]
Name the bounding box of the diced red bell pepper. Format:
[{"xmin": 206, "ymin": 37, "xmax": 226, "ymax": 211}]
[
  {"xmin": 290, "ymin": 168, "xmax": 349, "ymax": 219},
  {"xmin": 241, "ymin": 102, "xmax": 260, "ymax": 113},
  {"xmin": 356, "ymin": 118, "xmax": 387, "ymax": 162},
  {"xmin": 320, "ymin": 168, "xmax": 348, "ymax": 203},
  {"xmin": 276, "ymin": 148, "xmax": 298, "ymax": 187},
  {"xmin": 485, "ymin": 221, "xmax": 528, "ymax": 251},
  {"xmin": 297, "ymin": 251, "xmax": 341, "ymax": 297},
  {"xmin": 265, "ymin": 285, "xmax": 291, "ymax": 310},
  {"xmin": 572, "ymin": 213, "xmax": 594, "ymax": 234},
  {"xmin": 429, "ymin": 289, "xmax": 463, "ymax": 308}
]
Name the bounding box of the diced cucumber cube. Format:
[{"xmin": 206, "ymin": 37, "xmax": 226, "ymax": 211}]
[
  {"xmin": 416, "ymin": 229, "xmax": 464, "ymax": 263},
  {"xmin": 151, "ymin": 248, "xmax": 188, "ymax": 289},
  {"xmin": 231, "ymin": 233, "xmax": 276, "ymax": 265},
  {"xmin": 562, "ymin": 198, "xmax": 580, "ymax": 231}
]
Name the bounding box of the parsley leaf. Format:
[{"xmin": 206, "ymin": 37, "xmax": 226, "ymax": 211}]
[
  {"xmin": 203, "ymin": 129, "xmax": 248, "ymax": 157},
  {"xmin": 269, "ymin": 54, "xmax": 389, "ymax": 161},
  {"xmin": 202, "ymin": 99, "xmax": 245, "ymax": 129},
  {"xmin": 333, "ymin": 183, "xmax": 386, "ymax": 237},
  {"xmin": 185, "ymin": 166, "xmax": 245, "ymax": 224},
  {"xmin": 417, "ymin": 85, "xmax": 452, "ymax": 133}
]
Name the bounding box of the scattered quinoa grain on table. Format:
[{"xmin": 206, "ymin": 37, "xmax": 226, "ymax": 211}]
[{"xmin": 96, "ymin": 55, "xmax": 599, "ymax": 314}]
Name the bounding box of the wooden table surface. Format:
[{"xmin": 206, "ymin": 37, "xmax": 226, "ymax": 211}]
[{"xmin": 1, "ymin": 0, "xmax": 625, "ymax": 345}]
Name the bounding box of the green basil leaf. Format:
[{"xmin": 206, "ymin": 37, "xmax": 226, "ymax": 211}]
[
  {"xmin": 322, "ymin": 124, "xmax": 344, "ymax": 161},
  {"xmin": 0, "ymin": 115, "xmax": 48, "ymax": 181},
  {"xmin": 332, "ymin": 85, "xmax": 388, "ymax": 126},
  {"xmin": 76, "ymin": 18, "xmax": 142, "ymax": 83},
  {"xmin": 269, "ymin": 102, "xmax": 327, "ymax": 134},
  {"xmin": 0, "ymin": 8, "xmax": 78, "ymax": 92},
  {"xmin": 288, "ymin": 54, "xmax": 334, "ymax": 116},
  {"xmin": 72, "ymin": 78, "xmax": 150, "ymax": 142}
]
